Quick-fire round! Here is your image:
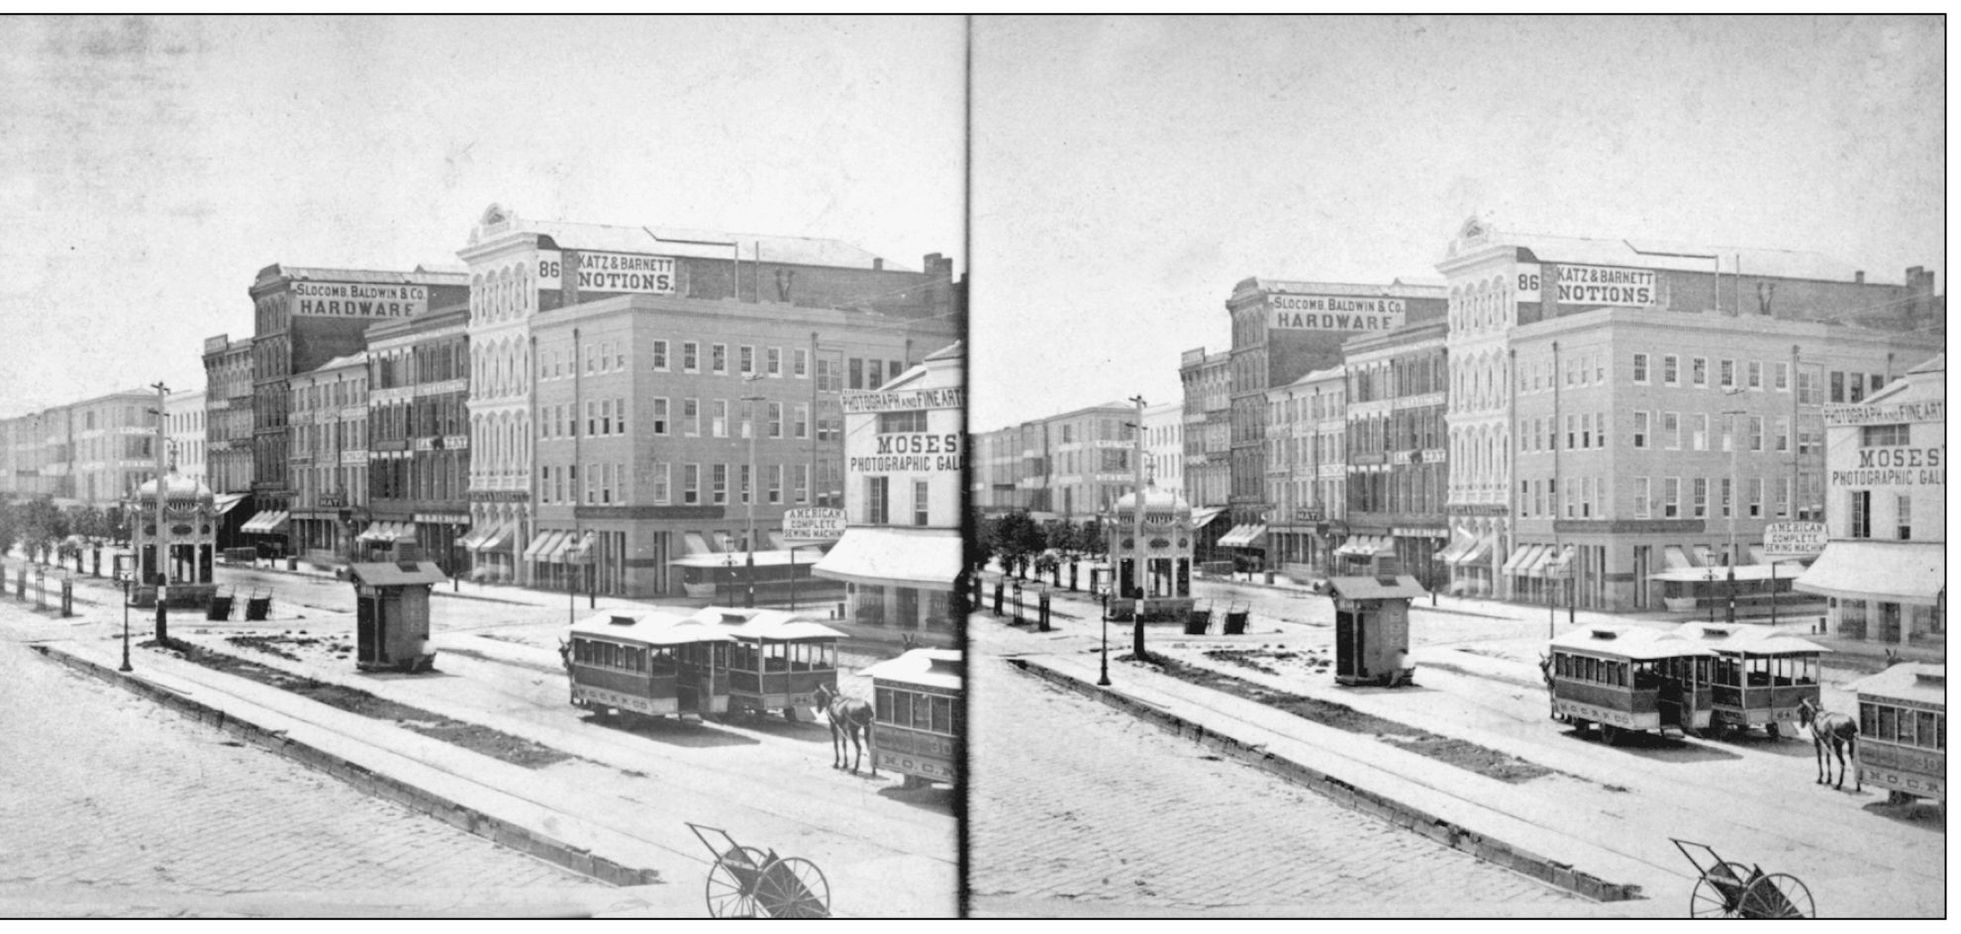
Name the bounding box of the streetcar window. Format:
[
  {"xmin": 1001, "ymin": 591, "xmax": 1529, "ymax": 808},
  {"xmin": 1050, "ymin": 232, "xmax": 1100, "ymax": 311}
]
[
  {"xmin": 1877, "ymin": 706, "xmax": 1897, "ymax": 743},
  {"xmin": 1860, "ymin": 702, "xmax": 1877, "ymax": 736},
  {"xmin": 892, "ymin": 690, "xmax": 913, "ymax": 727},
  {"xmin": 1747, "ymin": 657, "xmax": 1771, "ymax": 686},
  {"xmin": 1930, "ymin": 713, "xmax": 1944, "ymax": 751},
  {"xmin": 931, "ymin": 695, "xmax": 952, "ymax": 734},
  {"xmin": 875, "ymin": 688, "xmax": 893, "ymax": 722},
  {"xmin": 1897, "ymin": 708, "xmax": 1917, "ymax": 746},
  {"xmin": 651, "ymin": 648, "xmax": 675, "ymax": 675},
  {"xmin": 1617, "ymin": 663, "xmax": 1628, "ymax": 687},
  {"xmin": 1799, "ymin": 657, "xmax": 1816, "ymax": 684},
  {"xmin": 913, "ymin": 694, "xmax": 935, "ymax": 731}
]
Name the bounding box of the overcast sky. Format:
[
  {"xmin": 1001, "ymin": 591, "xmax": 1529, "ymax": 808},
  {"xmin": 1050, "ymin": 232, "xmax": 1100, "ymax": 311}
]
[
  {"xmin": 969, "ymin": 15, "xmax": 1946, "ymax": 431},
  {"xmin": 0, "ymin": 15, "xmax": 965, "ymax": 418}
]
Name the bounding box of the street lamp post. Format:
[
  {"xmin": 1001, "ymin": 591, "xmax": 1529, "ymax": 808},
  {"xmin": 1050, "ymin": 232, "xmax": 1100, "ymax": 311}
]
[
  {"xmin": 1723, "ymin": 396, "xmax": 1747, "ymax": 625},
  {"xmin": 119, "ymin": 570, "xmax": 132, "ymax": 671},
  {"xmin": 1097, "ymin": 587, "xmax": 1111, "ymax": 686},
  {"xmin": 742, "ymin": 376, "xmax": 765, "ymax": 609},
  {"xmin": 150, "ymin": 381, "xmax": 170, "ymax": 644}
]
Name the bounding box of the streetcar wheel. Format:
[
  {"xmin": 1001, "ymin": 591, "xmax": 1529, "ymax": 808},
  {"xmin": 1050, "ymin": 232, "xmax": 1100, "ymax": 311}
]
[
  {"xmin": 1739, "ymin": 873, "xmax": 1813, "ymax": 919},
  {"xmin": 1572, "ymin": 718, "xmax": 1591, "ymax": 737},
  {"xmin": 902, "ymin": 773, "xmax": 931, "ymax": 790},
  {"xmin": 755, "ymin": 856, "xmax": 830, "ymax": 919},
  {"xmin": 1601, "ymin": 724, "xmax": 1624, "ymax": 746},
  {"xmin": 782, "ymin": 705, "xmax": 800, "ymax": 723},
  {"xmin": 704, "ymin": 846, "xmax": 770, "ymax": 918},
  {"xmin": 1764, "ymin": 722, "xmax": 1780, "ymax": 739}
]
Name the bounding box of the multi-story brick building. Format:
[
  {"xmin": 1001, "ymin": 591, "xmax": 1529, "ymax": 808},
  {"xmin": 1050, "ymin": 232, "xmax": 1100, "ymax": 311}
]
[
  {"xmin": 164, "ymin": 388, "xmax": 207, "ymax": 492},
  {"xmin": 1263, "ymin": 364, "xmax": 1346, "ymax": 576},
  {"xmin": 815, "ymin": 341, "xmax": 965, "ymax": 640},
  {"xmin": 454, "ymin": 205, "xmax": 962, "ymax": 590},
  {"xmin": 1141, "ymin": 401, "xmax": 1181, "ymax": 497},
  {"xmin": 242, "ymin": 263, "xmax": 472, "ymax": 557},
  {"xmin": 1797, "ymin": 355, "xmax": 1945, "ymax": 647},
  {"xmin": 362, "ymin": 304, "xmax": 472, "ymax": 575},
  {"xmin": 970, "ymin": 426, "xmax": 1025, "ymax": 515},
  {"xmin": 1333, "ymin": 321, "xmax": 1452, "ymax": 588},
  {"xmin": 201, "ymin": 333, "xmax": 257, "ymax": 546},
  {"xmin": 287, "ymin": 352, "xmax": 368, "ymax": 564},
  {"xmin": 1223, "ymin": 278, "xmax": 1448, "ymax": 570},
  {"xmin": 0, "ymin": 390, "xmax": 163, "ymax": 507},
  {"xmin": 1178, "ymin": 346, "xmax": 1232, "ymax": 511}
]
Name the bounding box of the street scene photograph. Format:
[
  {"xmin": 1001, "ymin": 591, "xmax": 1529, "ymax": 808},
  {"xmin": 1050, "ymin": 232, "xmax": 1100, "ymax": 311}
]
[
  {"xmin": 0, "ymin": 16, "xmax": 964, "ymax": 918},
  {"xmin": 966, "ymin": 15, "xmax": 1945, "ymax": 918}
]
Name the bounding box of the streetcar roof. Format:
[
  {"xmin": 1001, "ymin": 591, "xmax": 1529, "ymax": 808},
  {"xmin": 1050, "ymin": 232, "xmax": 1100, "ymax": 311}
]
[
  {"xmin": 1673, "ymin": 622, "xmax": 1830, "ymax": 657},
  {"xmin": 1847, "ymin": 663, "xmax": 1945, "ymax": 707},
  {"xmin": 863, "ymin": 648, "xmax": 962, "ymax": 691},
  {"xmin": 687, "ymin": 607, "xmax": 846, "ymax": 642},
  {"xmin": 1549, "ymin": 626, "xmax": 1718, "ymax": 660},
  {"xmin": 569, "ymin": 611, "xmax": 736, "ymax": 645}
]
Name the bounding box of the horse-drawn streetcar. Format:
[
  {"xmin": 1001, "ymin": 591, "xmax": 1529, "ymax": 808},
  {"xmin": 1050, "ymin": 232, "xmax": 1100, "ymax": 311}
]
[
  {"xmin": 1849, "ymin": 663, "xmax": 1945, "ymax": 804},
  {"xmin": 563, "ymin": 611, "xmax": 735, "ymax": 721},
  {"xmin": 690, "ymin": 608, "xmax": 846, "ymax": 720},
  {"xmin": 863, "ymin": 647, "xmax": 961, "ymax": 788},
  {"xmin": 1544, "ymin": 626, "xmax": 1715, "ymax": 743},
  {"xmin": 1673, "ymin": 623, "xmax": 1828, "ymax": 738}
]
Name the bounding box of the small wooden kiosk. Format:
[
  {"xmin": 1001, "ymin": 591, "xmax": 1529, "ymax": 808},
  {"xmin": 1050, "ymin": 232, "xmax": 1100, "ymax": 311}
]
[
  {"xmin": 1326, "ymin": 561, "xmax": 1426, "ymax": 687},
  {"xmin": 348, "ymin": 558, "xmax": 447, "ymax": 672}
]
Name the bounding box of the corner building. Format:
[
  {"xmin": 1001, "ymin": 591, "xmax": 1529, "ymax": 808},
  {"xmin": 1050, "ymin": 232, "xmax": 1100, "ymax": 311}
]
[{"xmin": 455, "ymin": 205, "xmax": 961, "ymax": 594}]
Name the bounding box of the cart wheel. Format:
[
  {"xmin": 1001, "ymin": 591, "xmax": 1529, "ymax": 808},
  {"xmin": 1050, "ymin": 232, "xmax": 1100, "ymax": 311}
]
[
  {"xmin": 782, "ymin": 705, "xmax": 800, "ymax": 723},
  {"xmin": 1572, "ymin": 718, "xmax": 1591, "ymax": 737},
  {"xmin": 1740, "ymin": 872, "xmax": 1813, "ymax": 919},
  {"xmin": 1690, "ymin": 862, "xmax": 1753, "ymax": 918},
  {"xmin": 705, "ymin": 846, "xmax": 771, "ymax": 918},
  {"xmin": 1764, "ymin": 721, "xmax": 1781, "ymax": 739},
  {"xmin": 755, "ymin": 856, "xmax": 830, "ymax": 919}
]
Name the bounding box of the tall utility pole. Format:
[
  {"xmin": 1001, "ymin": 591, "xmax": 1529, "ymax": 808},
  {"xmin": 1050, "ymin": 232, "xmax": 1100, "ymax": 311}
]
[
  {"xmin": 743, "ymin": 374, "xmax": 765, "ymax": 607},
  {"xmin": 151, "ymin": 381, "xmax": 170, "ymax": 643},
  {"xmin": 1129, "ymin": 395, "xmax": 1147, "ymax": 657},
  {"xmin": 1723, "ymin": 391, "xmax": 1747, "ymax": 624}
]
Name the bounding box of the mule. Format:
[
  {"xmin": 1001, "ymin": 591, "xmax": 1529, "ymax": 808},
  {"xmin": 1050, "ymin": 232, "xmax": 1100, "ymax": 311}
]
[
  {"xmin": 813, "ymin": 683, "xmax": 876, "ymax": 776},
  {"xmin": 1798, "ymin": 697, "xmax": 1860, "ymax": 791}
]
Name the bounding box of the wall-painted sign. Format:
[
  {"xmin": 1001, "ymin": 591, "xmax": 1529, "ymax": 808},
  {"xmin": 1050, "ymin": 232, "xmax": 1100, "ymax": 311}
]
[
  {"xmin": 1830, "ymin": 445, "xmax": 1945, "ymax": 487},
  {"xmin": 852, "ymin": 433, "xmax": 962, "ymax": 473},
  {"xmin": 536, "ymin": 249, "xmax": 676, "ymax": 294},
  {"xmin": 1269, "ymin": 294, "xmax": 1407, "ymax": 331},
  {"xmin": 1518, "ymin": 263, "xmax": 1657, "ymax": 306},
  {"xmin": 783, "ymin": 507, "xmax": 846, "ymax": 542},
  {"xmin": 292, "ymin": 282, "xmax": 427, "ymax": 317},
  {"xmin": 1823, "ymin": 400, "xmax": 1945, "ymax": 427},
  {"xmin": 841, "ymin": 388, "xmax": 963, "ymax": 413},
  {"xmin": 1762, "ymin": 521, "xmax": 1827, "ymax": 557}
]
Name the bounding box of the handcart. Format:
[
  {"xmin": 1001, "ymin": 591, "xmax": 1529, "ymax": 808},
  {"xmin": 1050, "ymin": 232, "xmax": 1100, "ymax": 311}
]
[
  {"xmin": 1671, "ymin": 837, "xmax": 1814, "ymax": 918},
  {"xmin": 687, "ymin": 822, "xmax": 831, "ymax": 918}
]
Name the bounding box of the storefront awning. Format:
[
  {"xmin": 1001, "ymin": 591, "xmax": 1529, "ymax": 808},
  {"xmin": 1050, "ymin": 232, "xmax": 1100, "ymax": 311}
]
[
  {"xmin": 468, "ymin": 523, "xmax": 515, "ymax": 553},
  {"xmin": 240, "ymin": 511, "xmax": 290, "ymax": 534},
  {"xmin": 1190, "ymin": 506, "xmax": 1228, "ymax": 530},
  {"xmin": 1452, "ymin": 534, "xmax": 1495, "ymax": 567},
  {"xmin": 682, "ymin": 532, "xmax": 712, "ymax": 556},
  {"xmin": 1335, "ymin": 535, "xmax": 1394, "ymax": 558},
  {"xmin": 523, "ymin": 529, "xmax": 565, "ymax": 561},
  {"xmin": 1540, "ymin": 544, "xmax": 1576, "ymax": 578},
  {"xmin": 1662, "ymin": 545, "xmax": 1693, "ymax": 571},
  {"xmin": 1794, "ymin": 541, "xmax": 1946, "ymax": 607},
  {"xmin": 212, "ymin": 493, "xmax": 250, "ymax": 516},
  {"xmin": 1434, "ymin": 529, "xmax": 1474, "ymax": 563},
  {"xmin": 1692, "ymin": 544, "xmax": 1717, "ymax": 567},
  {"xmin": 1242, "ymin": 525, "xmax": 1267, "ymax": 548},
  {"xmin": 1748, "ymin": 545, "xmax": 1768, "ymax": 566},
  {"xmin": 1217, "ymin": 524, "xmax": 1255, "ymax": 548},
  {"xmin": 357, "ymin": 521, "xmax": 408, "ymax": 544},
  {"xmin": 813, "ymin": 528, "xmax": 962, "ymax": 592},
  {"xmin": 1502, "ymin": 543, "xmax": 1543, "ymax": 575},
  {"xmin": 767, "ymin": 531, "xmax": 787, "ymax": 550}
]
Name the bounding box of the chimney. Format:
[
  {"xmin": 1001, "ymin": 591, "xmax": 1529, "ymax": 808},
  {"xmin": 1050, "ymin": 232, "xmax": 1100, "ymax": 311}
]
[
  {"xmin": 872, "ymin": 258, "xmax": 884, "ymax": 271},
  {"xmin": 1854, "ymin": 270, "xmax": 1865, "ymax": 284}
]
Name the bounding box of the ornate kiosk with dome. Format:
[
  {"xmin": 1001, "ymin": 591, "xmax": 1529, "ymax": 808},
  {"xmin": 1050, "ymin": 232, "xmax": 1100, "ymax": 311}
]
[
  {"xmin": 1105, "ymin": 484, "xmax": 1197, "ymax": 623},
  {"xmin": 129, "ymin": 473, "xmax": 219, "ymax": 610}
]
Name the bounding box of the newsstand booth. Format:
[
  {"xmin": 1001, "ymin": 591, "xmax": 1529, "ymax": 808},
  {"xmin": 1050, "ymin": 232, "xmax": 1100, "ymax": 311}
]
[
  {"xmin": 348, "ymin": 560, "xmax": 447, "ymax": 672},
  {"xmin": 1326, "ymin": 572, "xmax": 1426, "ymax": 687}
]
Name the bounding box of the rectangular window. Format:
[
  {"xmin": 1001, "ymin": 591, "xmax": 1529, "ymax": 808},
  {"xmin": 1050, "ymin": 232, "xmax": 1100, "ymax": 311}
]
[
  {"xmin": 1692, "ymin": 478, "xmax": 1708, "ymax": 518},
  {"xmin": 1747, "ymin": 416, "xmax": 1763, "ymax": 451},
  {"xmin": 1848, "ymin": 376, "xmax": 1865, "ymax": 403},
  {"xmin": 1774, "ymin": 477, "xmax": 1790, "ymax": 518},
  {"xmin": 712, "ymin": 464, "xmax": 728, "ymax": 505},
  {"xmin": 1663, "ymin": 354, "xmax": 1679, "ymax": 385},
  {"xmin": 794, "ymin": 403, "xmax": 809, "ymax": 439},
  {"xmin": 1632, "ymin": 353, "xmax": 1649, "ymax": 383},
  {"xmin": 1566, "ymin": 414, "xmax": 1576, "ymax": 450},
  {"xmin": 614, "ymin": 342, "xmax": 625, "ymax": 370},
  {"xmin": 739, "ymin": 464, "xmax": 751, "ymax": 504},
  {"xmin": 793, "ymin": 348, "xmax": 809, "ymax": 378},
  {"xmin": 767, "ymin": 402, "xmax": 783, "ymax": 438},
  {"xmin": 864, "ymin": 475, "xmax": 892, "ymax": 524},
  {"xmin": 1692, "ymin": 413, "xmax": 1708, "ymax": 451},
  {"xmin": 794, "ymin": 464, "xmax": 809, "ymax": 503},
  {"xmin": 651, "ymin": 398, "xmax": 669, "ymax": 435},
  {"xmin": 913, "ymin": 479, "xmax": 930, "ymax": 526},
  {"xmin": 600, "ymin": 399, "xmax": 612, "ymax": 435},
  {"xmin": 652, "ymin": 463, "xmax": 670, "ymax": 505},
  {"xmin": 652, "ymin": 339, "xmax": 668, "ymax": 370},
  {"xmin": 1663, "ymin": 478, "xmax": 1680, "ymax": 518},
  {"xmin": 712, "ymin": 344, "xmax": 728, "ymax": 374},
  {"xmin": 1664, "ymin": 412, "xmax": 1681, "ymax": 450},
  {"xmin": 1721, "ymin": 416, "xmax": 1735, "ymax": 453},
  {"xmin": 1719, "ymin": 359, "xmax": 1736, "ymax": 389},
  {"xmin": 1860, "ymin": 423, "xmax": 1910, "ymax": 446},
  {"xmin": 1563, "ymin": 477, "xmax": 1574, "ymax": 517},
  {"xmin": 739, "ymin": 345, "xmax": 755, "ymax": 375},
  {"xmin": 1774, "ymin": 362, "xmax": 1790, "ymax": 390},
  {"xmin": 1594, "ymin": 412, "xmax": 1607, "ymax": 450},
  {"xmin": 848, "ymin": 357, "xmax": 864, "ymax": 390},
  {"xmin": 683, "ymin": 464, "xmax": 699, "ymax": 505},
  {"xmin": 1634, "ymin": 477, "xmax": 1651, "ymax": 518},
  {"xmin": 1748, "ymin": 478, "xmax": 1763, "ymax": 518},
  {"xmin": 766, "ymin": 347, "xmax": 781, "ymax": 377},
  {"xmin": 1897, "ymin": 493, "xmax": 1911, "ymax": 540},
  {"xmin": 1830, "ymin": 371, "xmax": 1845, "ymax": 403},
  {"xmin": 1692, "ymin": 357, "xmax": 1708, "ymax": 388},
  {"xmin": 683, "ymin": 398, "xmax": 700, "ymax": 436},
  {"xmin": 1595, "ymin": 354, "xmax": 1604, "ymax": 383},
  {"xmin": 683, "ymin": 341, "xmax": 699, "ymax": 372},
  {"xmin": 712, "ymin": 400, "xmax": 728, "ymax": 438},
  {"xmin": 768, "ymin": 464, "xmax": 782, "ymax": 504},
  {"xmin": 585, "ymin": 346, "xmax": 596, "ymax": 374},
  {"xmin": 1580, "ymin": 415, "xmax": 1590, "ymax": 449},
  {"xmin": 1849, "ymin": 489, "xmax": 1871, "ymax": 539},
  {"xmin": 586, "ymin": 462, "xmax": 597, "ymax": 503},
  {"xmin": 586, "ymin": 401, "xmax": 597, "ymax": 436},
  {"xmin": 1747, "ymin": 361, "xmax": 1762, "ymax": 389},
  {"xmin": 1773, "ymin": 417, "xmax": 1789, "ymax": 452},
  {"xmin": 1798, "ymin": 368, "xmax": 1820, "ymax": 404},
  {"xmin": 602, "ymin": 463, "xmax": 613, "ymax": 504}
]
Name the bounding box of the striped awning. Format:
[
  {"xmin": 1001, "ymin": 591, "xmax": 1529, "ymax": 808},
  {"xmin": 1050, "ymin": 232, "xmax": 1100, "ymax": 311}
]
[
  {"xmin": 1502, "ymin": 543, "xmax": 1544, "ymax": 575},
  {"xmin": 1335, "ymin": 535, "xmax": 1395, "ymax": 558},
  {"xmin": 523, "ymin": 529, "xmax": 566, "ymax": 561},
  {"xmin": 467, "ymin": 523, "xmax": 515, "ymax": 553},
  {"xmin": 1539, "ymin": 545, "xmax": 1576, "ymax": 578},
  {"xmin": 240, "ymin": 511, "xmax": 290, "ymax": 534},
  {"xmin": 682, "ymin": 532, "xmax": 712, "ymax": 556},
  {"xmin": 1663, "ymin": 545, "xmax": 1694, "ymax": 571},
  {"xmin": 1434, "ymin": 528, "xmax": 1474, "ymax": 563},
  {"xmin": 1451, "ymin": 534, "xmax": 1495, "ymax": 567}
]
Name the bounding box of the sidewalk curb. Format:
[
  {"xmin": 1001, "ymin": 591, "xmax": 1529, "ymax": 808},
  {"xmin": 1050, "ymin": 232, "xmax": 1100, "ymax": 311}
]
[
  {"xmin": 1008, "ymin": 656, "xmax": 1641, "ymax": 904},
  {"xmin": 30, "ymin": 642, "xmax": 661, "ymax": 890}
]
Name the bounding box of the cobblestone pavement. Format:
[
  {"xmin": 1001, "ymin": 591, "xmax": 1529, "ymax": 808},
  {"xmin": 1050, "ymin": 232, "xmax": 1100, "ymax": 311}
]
[
  {"xmin": 966, "ymin": 655, "xmax": 1581, "ymax": 914},
  {"xmin": 0, "ymin": 636, "xmax": 605, "ymax": 911}
]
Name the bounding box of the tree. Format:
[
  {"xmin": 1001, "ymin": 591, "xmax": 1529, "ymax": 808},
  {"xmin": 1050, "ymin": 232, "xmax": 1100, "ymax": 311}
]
[
  {"xmin": 72, "ymin": 505, "xmax": 105, "ymax": 542},
  {"xmin": 969, "ymin": 509, "xmax": 997, "ymax": 574},
  {"xmin": 19, "ymin": 497, "xmax": 63, "ymax": 563},
  {"xmin": 1078, "ymin": 516, "xmax": 1107, "ymax": 559},
  {"xmin": 0, "ymin": 499, "xmax": 19, "ymax": 560},
  {"xmin": 993, "ymin": 510, "xmax": 1044, "ymax": 578},
  {"xmin": 103, "ymin": 505, "xmax": 128, "ymax": 545}
]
